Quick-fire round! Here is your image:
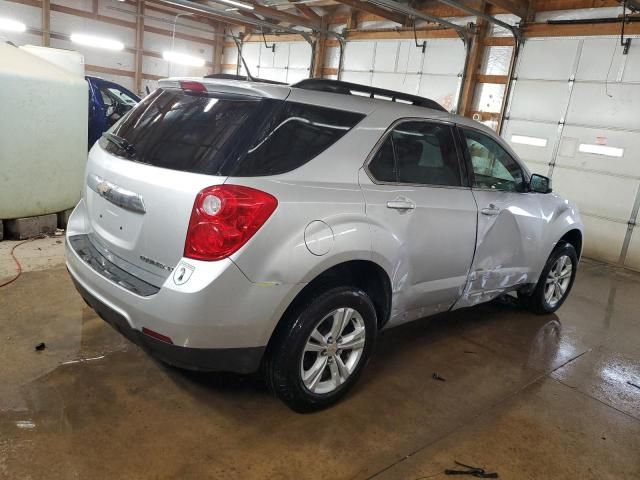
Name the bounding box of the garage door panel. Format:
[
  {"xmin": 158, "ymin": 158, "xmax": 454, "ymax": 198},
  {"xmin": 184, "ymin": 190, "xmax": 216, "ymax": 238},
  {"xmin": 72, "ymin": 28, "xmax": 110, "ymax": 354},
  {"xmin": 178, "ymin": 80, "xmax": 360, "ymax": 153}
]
[
  {"xmin": 371, "ymin": 73, "xmax": 419, "ymax": 94},
  {"xmin": 273, "ymin": 44, "xmax": 289, "ymax": 68},
  {"xmin": 397, "ymin": 41, "xmax": 424, "ymax": 73},
  {"xmin": 552, "ymin": 167, "xmax": 637, "ymax": 221},
  {"xmin": 289, "ymin": 43, "xmax": 311, "ymax": 69},
  {"xmin": 287, "ymin": 68, "xmax": 309, "ymax": 84},
  {"xmin": 623, "ymin": 226, "xmax": 640, "ymax": 270},
  {"xmin": 516, "ymin": 39, "xmax": 580, "ymax": 80},
  {"xmin": 343, "ymin": 42, "xmax": 375, "ymax": 71},
  {"xmin": 575, "ymin": 37, "xmax": 624, "ymax": 82},
  {"xmin": 418, "ymin": 74, "xmax": 459, "ymax": 112},
  {"xmin": 555, "ymin": 126, "xmax": 640, "ymax": 177},
  {"xmin": 373, "ymin": 41, "xmax": 399, "ymax": 72},
  {"xmin": 509, "ymin": 80, "xmax": 570, "ymax": 122},
  {"xmin": 259, "ymin": 45, "xmax": 276, "ymax": 68},
  {"xmin": 257, "ymin": 67, "xmax": 288, "ymax": 83},
  {"xmin": 622, "ymin": 35, "xmax": 640, "ymax": 82},
  {"xmin": 581, "ymin": 216, "xmax": 627, "ymax": 264},
  {"xmin": 242, "ymin": 43, "xmax": 260, "ymax": 71},
  {"xmin": 341, "ymin": 71, "xmax": 371, "ymax": 85},
  {"xmin": 423, "ymin": 40, "xmax": 465, "ymax": 75},
  {"xmin": 566, "ymin": 83, "xmax": 640, "ymax": 130},
  {"xmin": 503, "ymin": 119, "xmax": 559, "ymax": 166}
]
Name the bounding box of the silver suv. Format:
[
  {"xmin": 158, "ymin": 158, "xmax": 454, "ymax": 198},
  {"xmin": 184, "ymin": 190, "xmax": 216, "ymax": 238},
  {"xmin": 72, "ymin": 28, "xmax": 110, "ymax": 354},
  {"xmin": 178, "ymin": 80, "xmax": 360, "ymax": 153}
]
[{"xmin": 66, "ymin": 78, "xmax": 583, "ymax": 412}]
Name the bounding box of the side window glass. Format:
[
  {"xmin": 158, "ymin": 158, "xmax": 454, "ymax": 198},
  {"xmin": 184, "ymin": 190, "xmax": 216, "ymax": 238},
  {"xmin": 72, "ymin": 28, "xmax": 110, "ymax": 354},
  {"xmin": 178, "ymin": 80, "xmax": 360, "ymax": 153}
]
[
  {"xmin": 368, "ymin": 137, "xmax": 396, "ymax": 183},
  {"xmin": 462, "ymin": 129, "xmax": 525, "ymax": 192},
  {"xmin": 391, "ymin": 122, "xmax": 462, "ymax": 187}
]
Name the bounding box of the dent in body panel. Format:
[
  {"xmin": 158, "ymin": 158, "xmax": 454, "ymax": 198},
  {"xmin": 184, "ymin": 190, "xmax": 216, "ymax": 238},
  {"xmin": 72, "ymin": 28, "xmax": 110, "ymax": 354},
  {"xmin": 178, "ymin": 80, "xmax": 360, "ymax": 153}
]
[{"xmin": 454, "ymin": 194, "xmax": 581, "ymax": 308}]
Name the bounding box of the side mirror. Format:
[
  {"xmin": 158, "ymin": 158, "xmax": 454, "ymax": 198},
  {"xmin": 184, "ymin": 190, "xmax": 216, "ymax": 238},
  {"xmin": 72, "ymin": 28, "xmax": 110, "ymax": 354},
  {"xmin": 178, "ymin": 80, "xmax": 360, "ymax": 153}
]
[{"xmin": 529, "ymin": 173, "xmax": 552, "ymax": 194}]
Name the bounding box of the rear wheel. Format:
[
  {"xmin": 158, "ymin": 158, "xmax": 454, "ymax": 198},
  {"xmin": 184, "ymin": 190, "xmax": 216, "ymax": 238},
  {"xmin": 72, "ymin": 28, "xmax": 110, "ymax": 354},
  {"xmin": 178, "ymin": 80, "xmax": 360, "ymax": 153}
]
[
  {"xmin": 519, "ymin": 242, "xmax": 577, "ymax": 314},
  {"xmin": 263, "ymin": 286, "xmax": 377, "ymax": 412}
]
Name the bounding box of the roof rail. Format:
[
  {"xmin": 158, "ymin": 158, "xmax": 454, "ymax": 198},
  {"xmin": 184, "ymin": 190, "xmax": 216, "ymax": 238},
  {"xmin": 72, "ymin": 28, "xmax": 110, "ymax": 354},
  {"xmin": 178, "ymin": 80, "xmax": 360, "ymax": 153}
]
[
  {"xmin": 204, "ymin": 73, "xmax": 287, "ymax": 85},
  {"xmin": 291, "ymin": 79, "xmax": 447, "ymax": 112}
]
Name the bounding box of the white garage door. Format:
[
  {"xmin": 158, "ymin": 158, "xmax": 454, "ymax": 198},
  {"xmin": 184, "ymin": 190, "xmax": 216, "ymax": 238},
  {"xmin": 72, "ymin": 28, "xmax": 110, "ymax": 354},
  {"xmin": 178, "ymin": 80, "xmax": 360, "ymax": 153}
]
[
  {"xmin": 240, "ymin": 41, "xmax": 311, "ymax": 84},
  {"xmin": 502, "ymin": 36, "xmax": 640, "ymax": 269},
  {"xmin": 341, "ymin": 39, "xmax": 466, "ymax": 112}
]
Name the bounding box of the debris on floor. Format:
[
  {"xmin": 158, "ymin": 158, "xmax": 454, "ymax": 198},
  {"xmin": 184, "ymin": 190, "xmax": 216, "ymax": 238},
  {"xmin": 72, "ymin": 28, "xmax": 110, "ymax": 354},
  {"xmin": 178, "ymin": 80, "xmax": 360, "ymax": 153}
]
[
  {"xmin": 432, "ymin": 372, "xmax": 446, "ymax": 382},
  {"xmin": 34, "ymin": 342, "xmax": 46, "ymax": 351},
  {"xmin": 444, "ymin": 461, "xmax": 499, "ymax": 478},
  {"xmin": 628, "ymin": 381, "xmax": 640, "ymax": 390}
]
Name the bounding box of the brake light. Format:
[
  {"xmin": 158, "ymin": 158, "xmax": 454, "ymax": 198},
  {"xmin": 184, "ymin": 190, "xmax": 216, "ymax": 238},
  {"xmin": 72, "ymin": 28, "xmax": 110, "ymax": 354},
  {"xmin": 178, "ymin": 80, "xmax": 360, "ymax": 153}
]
[
  {"xmin": 179, "ymin": 81, "xmax": 207, "ymax": 93},
  {"xmin": 184, "ymin": 185, "xmax": 278, "ymax": 261}
]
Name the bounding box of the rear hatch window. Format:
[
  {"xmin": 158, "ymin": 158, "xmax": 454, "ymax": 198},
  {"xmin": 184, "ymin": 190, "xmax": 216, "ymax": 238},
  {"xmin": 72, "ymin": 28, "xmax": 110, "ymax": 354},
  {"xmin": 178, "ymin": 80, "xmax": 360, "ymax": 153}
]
[{"xmin": 100, "ymin": 88, "xmax": 364, "ymax": 176}]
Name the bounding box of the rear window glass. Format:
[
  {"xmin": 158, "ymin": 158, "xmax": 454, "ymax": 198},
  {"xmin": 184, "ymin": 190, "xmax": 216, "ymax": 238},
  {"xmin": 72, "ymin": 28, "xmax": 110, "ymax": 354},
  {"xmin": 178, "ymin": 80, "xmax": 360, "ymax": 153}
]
[{"xmin": 100, "ymin": 88, "xmax": 364, "ymax": 176}]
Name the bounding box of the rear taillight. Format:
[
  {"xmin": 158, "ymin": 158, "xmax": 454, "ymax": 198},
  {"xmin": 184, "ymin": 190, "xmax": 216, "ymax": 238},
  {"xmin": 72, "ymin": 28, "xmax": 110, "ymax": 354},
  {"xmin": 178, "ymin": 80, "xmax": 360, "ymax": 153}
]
[
  {"xmin": 179, "ymin": 81, "xmax": 207, "ymax": 93},
  {"xmin": 184, "ymin": 185, "xmax": 278, "ymax": 261}
]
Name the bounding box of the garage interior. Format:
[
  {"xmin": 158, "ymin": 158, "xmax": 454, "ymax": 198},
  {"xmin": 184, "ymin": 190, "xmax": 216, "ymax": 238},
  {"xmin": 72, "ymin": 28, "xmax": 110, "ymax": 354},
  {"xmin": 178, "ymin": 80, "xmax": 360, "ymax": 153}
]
[{"xmin": 1, "ymin": 0, "xmax": 639, "ymax": 478}]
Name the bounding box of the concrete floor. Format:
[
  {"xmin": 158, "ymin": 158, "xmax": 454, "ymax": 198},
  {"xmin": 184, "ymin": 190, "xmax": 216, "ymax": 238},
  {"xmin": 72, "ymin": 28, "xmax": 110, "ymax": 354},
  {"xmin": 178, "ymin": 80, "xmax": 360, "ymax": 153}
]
[{"xmin": 0, "ymin": 240, "xmax": 639, "ymax": 479}]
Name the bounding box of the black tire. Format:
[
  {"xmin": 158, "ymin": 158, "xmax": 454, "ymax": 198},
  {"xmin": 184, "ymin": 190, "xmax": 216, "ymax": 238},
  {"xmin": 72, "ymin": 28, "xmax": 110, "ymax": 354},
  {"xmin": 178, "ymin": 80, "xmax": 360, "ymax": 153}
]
[
  {"xmin": 263, "ymin": 286, "xmax": 377, "ymax": 413},
  {"xmin": 519, "ymin": 242, "xmax": 578, "ymax": 314}
]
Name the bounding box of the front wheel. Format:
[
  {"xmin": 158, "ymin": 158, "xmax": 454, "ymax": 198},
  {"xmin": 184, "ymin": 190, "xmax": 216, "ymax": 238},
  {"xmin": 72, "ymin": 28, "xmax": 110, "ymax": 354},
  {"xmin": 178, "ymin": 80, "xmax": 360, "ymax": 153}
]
[
  {"xmin": 519, "ymin": 242, "xmax": 578, "ymax": 314},
  {"xmin": 263, "ymin": 286, "xmax": 377, "ymax": 413}
]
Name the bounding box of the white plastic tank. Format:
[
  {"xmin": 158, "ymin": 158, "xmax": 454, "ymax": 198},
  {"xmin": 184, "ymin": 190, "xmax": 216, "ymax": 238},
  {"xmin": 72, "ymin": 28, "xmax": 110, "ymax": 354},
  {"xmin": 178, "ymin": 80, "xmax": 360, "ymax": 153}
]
[
  {"xmin": 0, "ymin": 43, "xmax": 88, "ymax": 219},
  {"xmin": 19, "ymin": 45, "xmax": 85, "ymax": 77}
]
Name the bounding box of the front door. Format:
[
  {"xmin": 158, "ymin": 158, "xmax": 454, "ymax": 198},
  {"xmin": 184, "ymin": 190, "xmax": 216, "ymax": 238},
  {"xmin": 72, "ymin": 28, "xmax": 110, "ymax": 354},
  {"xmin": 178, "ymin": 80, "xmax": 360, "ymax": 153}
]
[
  {"xmin": 360, "ymin": 119, "xmax": 478, "ymax": 326},
  {"xmin": 455, "ymin": 126, "xmax": 545, "ymax": 308}
]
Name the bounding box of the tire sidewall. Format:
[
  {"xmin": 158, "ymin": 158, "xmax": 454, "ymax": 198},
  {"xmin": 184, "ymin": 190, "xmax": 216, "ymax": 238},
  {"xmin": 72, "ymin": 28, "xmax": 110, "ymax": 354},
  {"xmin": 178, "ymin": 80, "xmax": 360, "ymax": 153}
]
[
  {"xmin": 271, "ymin": 287, "xmax": 377, "ymax": 412},
  {"xmin": 534, "ymin": 242, "xmax": 578, "ymax": 313}
]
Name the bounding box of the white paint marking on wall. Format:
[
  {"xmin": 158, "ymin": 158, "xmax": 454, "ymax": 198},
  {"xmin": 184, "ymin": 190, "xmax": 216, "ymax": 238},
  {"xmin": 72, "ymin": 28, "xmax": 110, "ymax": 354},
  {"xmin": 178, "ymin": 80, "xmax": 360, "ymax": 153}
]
[
  {"xmin": 511, "ymin": 134, "xmax": 548, "ymax": 147},
  {"xmin": 578, "ymin": 143, "xmax": 624, "ymax": 158}
]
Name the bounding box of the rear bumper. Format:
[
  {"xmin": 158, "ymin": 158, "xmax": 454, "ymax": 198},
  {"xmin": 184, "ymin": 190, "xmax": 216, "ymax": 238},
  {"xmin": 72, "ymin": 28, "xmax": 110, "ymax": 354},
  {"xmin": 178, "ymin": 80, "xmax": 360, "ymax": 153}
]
[
  {"xmin": 71, "ymin": 275, "xmax": 264, "ymax": 373},
  {"xmin": 65, "ymin": 199, "xmax": 304, "ymax": 373}
]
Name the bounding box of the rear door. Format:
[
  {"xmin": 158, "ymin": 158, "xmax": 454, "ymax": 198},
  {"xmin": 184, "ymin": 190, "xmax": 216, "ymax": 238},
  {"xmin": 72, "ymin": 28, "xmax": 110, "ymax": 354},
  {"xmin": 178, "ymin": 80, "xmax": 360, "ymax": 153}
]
[
  {"xmin": 85, "ymin": 86, "xmax": 284, "ymax": 286},
  {"xmin": 455, "ymin": 126, "xmax": 544, "ymax": 307},
  {"xmin": 360, "ymin": 119, "xmax": 477, "ymax": 326}
]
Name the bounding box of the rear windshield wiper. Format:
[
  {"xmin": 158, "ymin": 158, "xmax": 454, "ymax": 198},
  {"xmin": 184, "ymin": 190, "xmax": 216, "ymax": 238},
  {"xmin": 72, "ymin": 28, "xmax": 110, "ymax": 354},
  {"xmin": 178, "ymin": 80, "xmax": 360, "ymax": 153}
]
[{"xmin": 102, "ymin": 132, "xmax": 136, "ymax": 157}]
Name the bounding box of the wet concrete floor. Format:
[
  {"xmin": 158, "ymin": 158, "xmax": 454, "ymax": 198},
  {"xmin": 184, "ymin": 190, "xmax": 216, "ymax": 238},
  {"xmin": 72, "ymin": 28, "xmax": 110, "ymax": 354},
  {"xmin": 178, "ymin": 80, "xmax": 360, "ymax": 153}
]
[{"xmin": 1, "ymin": 258, "xmax": 639, "ymax": 479}]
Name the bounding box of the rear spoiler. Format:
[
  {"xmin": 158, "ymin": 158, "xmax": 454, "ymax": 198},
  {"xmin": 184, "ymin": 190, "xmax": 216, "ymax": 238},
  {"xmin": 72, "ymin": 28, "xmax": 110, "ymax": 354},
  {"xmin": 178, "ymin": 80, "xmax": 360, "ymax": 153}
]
[{"xmin": 158, "ymin": 77, "xmax": 290, "ymax": 100}]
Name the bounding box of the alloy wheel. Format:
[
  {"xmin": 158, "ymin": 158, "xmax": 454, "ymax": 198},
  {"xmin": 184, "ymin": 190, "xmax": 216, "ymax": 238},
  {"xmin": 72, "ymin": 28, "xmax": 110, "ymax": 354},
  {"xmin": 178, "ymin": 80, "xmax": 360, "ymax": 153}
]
[
  {"xmin": 544, "ymin": 254, "xmax": 572, "ymax": 307},
  {"xmin": 300, "ymin": 307, "xmax": 366, "ymax": 395}
]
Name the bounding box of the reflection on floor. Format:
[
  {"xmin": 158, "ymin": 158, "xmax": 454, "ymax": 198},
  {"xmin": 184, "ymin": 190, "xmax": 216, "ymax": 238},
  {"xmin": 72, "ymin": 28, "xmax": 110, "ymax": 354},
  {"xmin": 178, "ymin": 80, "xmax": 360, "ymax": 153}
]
[{"xmin": 0, "ymin": 258, "xmax": 639, "ymax": 479}]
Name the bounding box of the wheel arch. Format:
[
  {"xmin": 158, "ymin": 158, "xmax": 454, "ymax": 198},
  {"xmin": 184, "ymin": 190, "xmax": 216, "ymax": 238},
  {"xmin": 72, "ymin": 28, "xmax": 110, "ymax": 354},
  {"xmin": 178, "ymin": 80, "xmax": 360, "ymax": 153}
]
[
  {"xmin": 558, "ymin": 228, "xmax": 583, "ymax": 259},
  {"xmin": 265, "ymin": 260, "xmax": 392, "ymax": 356}
]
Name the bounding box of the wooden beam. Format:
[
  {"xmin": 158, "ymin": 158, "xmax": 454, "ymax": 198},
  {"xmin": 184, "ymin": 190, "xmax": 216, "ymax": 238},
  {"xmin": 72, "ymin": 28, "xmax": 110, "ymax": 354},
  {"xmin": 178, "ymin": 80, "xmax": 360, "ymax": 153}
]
[
  {"xmin": 484, "ymin": 0, "xmax": 528, "ymax": 18},
  {"xmin": 332, "ymin": 0, "xmax": 406, "ymax": 25},
  {"xmin": 346, "ymin": 28, "xmax": 460, "ymax": 40},
  {"xmin": 312, "ymin": 17, "xmax": 328, "ymax": 77},
  {"xmin": 41, "ymin": 0, "xmax": 50, "ymax": 47},
  {"xmin": 212, "ymin": 22, "xmax": 225, "ymax": 75},
  {"xmin": 459, "ymin": 4, "xmax": 490, "ymax": 116},
  {"xmin": 476, "ymin": 74, "xmax": 508, "ymax": 84},
  {"xmin": 289, "ymin": 1, "xmax": 323, "ymax": 23},
  {"xmin": 531, "ymin": 0, "xmax": 618, "ymax": 11},
  {"xmin": 134, "ymin": 1, "xmax": 144, "ymax": 95},
  {"xmin": 482, "ymin": 36, "xmax": 515, "ymax": 46},
  {"xmin": 85, "ymin": 64, "xmax": 165, "ymax": 81},
  {"xmin": 524, "ymin": 20, "xmax": 640, "ymax": 36},
  {"xmin": 250, "ymin": 3, "xmax": 321, "ymax": 29}
]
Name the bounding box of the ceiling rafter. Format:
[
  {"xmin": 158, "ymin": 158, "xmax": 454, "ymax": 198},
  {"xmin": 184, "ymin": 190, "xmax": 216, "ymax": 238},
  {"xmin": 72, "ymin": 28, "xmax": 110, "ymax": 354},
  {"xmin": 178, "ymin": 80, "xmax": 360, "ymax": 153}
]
[{"xmin": 332, "ymin": 0, "xmax": 408, "ymax": 24}]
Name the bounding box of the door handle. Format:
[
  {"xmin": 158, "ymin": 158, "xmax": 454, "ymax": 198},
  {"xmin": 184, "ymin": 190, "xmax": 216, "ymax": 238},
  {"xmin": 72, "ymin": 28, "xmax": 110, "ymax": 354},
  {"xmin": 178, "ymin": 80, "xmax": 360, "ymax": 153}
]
[
  {"xmin": 481, "ymin": 204, "xmax": 500, "ymax": 216},
  {"xmin": 387, "ymin": 200, "xmax": 416, "ymax": 211}
]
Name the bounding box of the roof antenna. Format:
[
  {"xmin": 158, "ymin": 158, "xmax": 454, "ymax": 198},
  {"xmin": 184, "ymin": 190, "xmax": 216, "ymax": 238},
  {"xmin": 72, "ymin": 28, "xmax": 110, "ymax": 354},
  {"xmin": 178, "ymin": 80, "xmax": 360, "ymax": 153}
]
[{"xmin": 232, "ymin": 35, "xmax": 257, "ymax": 82}]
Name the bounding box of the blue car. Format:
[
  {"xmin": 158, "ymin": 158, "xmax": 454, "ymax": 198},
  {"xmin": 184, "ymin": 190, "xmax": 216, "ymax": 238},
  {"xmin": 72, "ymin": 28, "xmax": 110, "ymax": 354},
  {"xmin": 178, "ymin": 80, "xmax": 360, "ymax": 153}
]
[{"xmin": 87, "ymin": 76, "xmax": 140, "ymax": 149}]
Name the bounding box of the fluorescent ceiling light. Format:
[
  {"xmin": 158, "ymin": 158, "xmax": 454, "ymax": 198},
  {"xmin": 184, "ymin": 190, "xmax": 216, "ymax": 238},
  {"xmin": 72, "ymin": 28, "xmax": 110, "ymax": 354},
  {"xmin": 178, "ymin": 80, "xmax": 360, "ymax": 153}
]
[
  {"xmin": 511, "ymin": 134, "xmax": 548, "ymax": 147},
  {"xmin": 578, "ymin": 143, "xmax": 624, "ymax": 158},
  {"xmin": 213, "ymin": 0, "xmax": 254, "ymax": 10},
  {"xmin": 70, "ymin": 33, "xmax": 124, "ymax": 51},
  {"xmin": 162, "ymin": 51, "xmax": 206, "ymax": 67},
  {"xmin": 0, "ymin": 18, "xmax": 27, "ymax": 32}
]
